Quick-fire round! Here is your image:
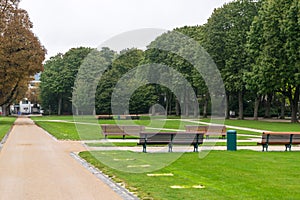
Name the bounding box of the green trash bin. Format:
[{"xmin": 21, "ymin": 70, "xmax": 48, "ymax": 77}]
[{"xmin": 227, "ymin": 130, "xmax": 237, "ymax": 151}]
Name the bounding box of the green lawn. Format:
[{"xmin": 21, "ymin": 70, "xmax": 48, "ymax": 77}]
[
  {"xmin": 31, "ymin": 116, "xmax": 300, "ymax": 199},
  {"xmin": 31, "ymin": 115, "xmax": 75, "ymax": 122},
  {"xmin": 80, "ymin": 150, "xmax": 300, "ymax": 199},
  {"xmin": 201, "ymin": 118, "xmax": 300, "ymax": 132},
  {"xmin": 0, "ymin": 117, "xmax": 16, "ymax": 141},
  {"xmin": 34, "ymin": 121, "xmax": 103, "ymax": 140},
  {"xmin": 31, "ymin": 115, "xmax": 300, "ymax": 141}
]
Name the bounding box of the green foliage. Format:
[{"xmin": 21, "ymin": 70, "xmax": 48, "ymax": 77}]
[
  {"xmin": 247, "ymin": 0, "xmax": 300, "ymax": 122},
  {"xmin": 40, "ymin": 47, "xmax": 92, "ymax": 115},
  {"xmin": 203, "ymin": 0, "xmax": 260, "ymax": 119}
]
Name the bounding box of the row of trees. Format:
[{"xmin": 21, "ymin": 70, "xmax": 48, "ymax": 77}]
[
  {"xmin": 40, "ymin": 0, "xmax": 299, "ymax": 122},
  {"xmin": 0, "ymin": 0, "xmax": 45, "ymax": 114}
]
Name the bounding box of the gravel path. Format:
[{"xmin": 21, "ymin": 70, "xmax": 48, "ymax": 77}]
[{"xmin": 0, "ymin": 117, "xmax": 123, "ymax": 200}]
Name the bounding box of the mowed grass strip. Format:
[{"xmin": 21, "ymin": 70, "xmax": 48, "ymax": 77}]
[
  {"xmin": 0, "ymin": 117, "xmax": 16, "ymax": 140},
  {"xmin": 80, "ymin": 150, "xmax": 300, "ymax": 199},
  {"xmin": 201, "ymin": 118, "xmax": 300, "ymax": 132},
  {"xmin": 34, "ymin": 121, "xmax": 103, "ymax": 140}
]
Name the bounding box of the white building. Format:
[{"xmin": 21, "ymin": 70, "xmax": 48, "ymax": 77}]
[{"xmin": 10, "ymin": 78, "xmax": 42, "ymax": 115}]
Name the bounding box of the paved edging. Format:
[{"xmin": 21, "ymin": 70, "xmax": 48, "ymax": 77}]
[{"xmin": 70, "ymin": 152, "xmax": 139, "ymax": 200}]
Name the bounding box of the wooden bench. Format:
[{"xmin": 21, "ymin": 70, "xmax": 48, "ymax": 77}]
[
  {"xmin": 115, "ymin": 115, "xmax": 140, "ymax": 120},
  {"xmin": 100, "ymin": 124, "xmax": 145, "ymax": 139},
  {"xmin": 96, "ymin": 115, "xmax": 113, "ymax": 120},
  {"xmin": 138, "ymin": 132, "xmax": 204, "ymax": 153},
  {"xmin": 185, "ymin": 125, "xmax": 226, "ymax": 139},
  {"xmin": 258, "ymin": 132, "xmax": 300, "ymax": 151}
]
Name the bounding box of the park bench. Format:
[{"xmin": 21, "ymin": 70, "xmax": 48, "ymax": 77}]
[
  {"xmin": 116, "ymin": 115, "xmax": 140, "ymax": 120},
  {"xmin": 257, "ymin": 132, "xmax": 300, "ymax": 151},
  {"xmin": 96, "ymin": 115, "xmax": 113, "ymax": 120},
  {"xmin": 100, "ymin": 124, "xmax": 145, "ymax": 139},
  {"xmin": 185, "ymin": 125, "xmax": 226, "ymax": 139},
  {"xmin": 138, "ymin": 132, "xmax": 204, "ymax": 153}
]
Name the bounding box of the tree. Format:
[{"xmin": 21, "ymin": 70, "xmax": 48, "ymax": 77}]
[
  {"xmin": 247, "ymin": 0, "xmax": 300, "ymax": 122},
  {"xmin": 40, "ymin": 47, "xmax": 92, "ymax": 115},
  {"xmin": 203, "ymin": 0, "xmax": 259, "ymax": 119},
  {"xmin": 96, "ymin": 48, "xmax": 144, "ymax": 115},
  {"xmin": 0, "ymin": 0, "xmax": 45, "ymax": 113}
]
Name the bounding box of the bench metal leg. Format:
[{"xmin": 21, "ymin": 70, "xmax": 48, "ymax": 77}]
[
  {"xmin": 168, "ymin": 143, "xmax": 173, "ymax": 152},
  {"xmin": 194, "ymin": 144, "xmax": 199, "ymax": 152},
  {"xmin": 285, "ymin": 144, "xmax": 292, "ymax": 151},
  {"xmin": 142, "ymin": 144, "xmax": 147, "ymax": 153},
  {"xmin": 262, "ymin": 144, "xmax": 268, "ymax": 152}
]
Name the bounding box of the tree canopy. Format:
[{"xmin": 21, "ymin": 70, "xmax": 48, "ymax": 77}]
[
  {"xmin": 39, "ymin": 0, "xmax": 299, "ymax": 122},
  {"xmin": 0, "ymin": 0, "xmax": 45, "ymax": 109}
]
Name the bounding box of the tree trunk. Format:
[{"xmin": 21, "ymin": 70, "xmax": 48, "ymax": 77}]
[
  {"xmin": 193, "ymin": 101, "xmax": 198, "ymax": 118},
  {"xmin": 165, "ymin": 93, "xmax": 169, "ymax": 116},
  {"xmin": 289, "ymin": 87, "xmax": 299, "ymax": 123},
  {"xmin": 225, "ymin": 93, "xmax": 229, "ymax": 119},
  {"xmin": 1, "ymin": 105, "xmax": 8, "ymax": 116},
  {"xmin": 238, "ymin": 91, "xmax": 244, "ymax": 120},
  {"xmin": 264, "ymin": 93, "xmax": 272, "ymax": 118},
  {"xmin": 58, "ymin": 96, "xmax": 62, "ymax": 115},
  {"xmin": 280, "ymin": 97, "xmax": 285, "ymax": 119},
  {"xmin": 168, "ymin": 95, "xmax": 172, "ymax": 115},
  {"xmin": 175, "ymin": 99, "xmax": 180, "ymax": 116},
  {"xmin": 203, "ymin": 97, "xmax": 208, "ymax": 118},
  {"xmin": 253, "ymin": 96, "xmax": 260, "ymax": 120},
  {"xmin": 184, "ymin": 91, "xmax": 189, "ymax": 117}
]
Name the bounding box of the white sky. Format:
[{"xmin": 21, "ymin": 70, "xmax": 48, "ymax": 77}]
[{"xmin": 19, "ymin": 0, "xmax": 231, "ymax": 60}]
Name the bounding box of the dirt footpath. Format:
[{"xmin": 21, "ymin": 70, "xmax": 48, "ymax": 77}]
[{"xmin": 0, "ymin": 117, "xmax": 122, "ymax": 200}]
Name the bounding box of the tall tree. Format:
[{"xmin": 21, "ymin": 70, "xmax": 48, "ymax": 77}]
[
  {"xmin": 96, "ymin": 48, "xmax": 144, "ymax": 115},
  {"xmin": 40, "ymin": 47, "xmax": 92, "ymax": 115},
  {"xmin": 0, "ymin": 0, "xmax": 45, "ymax": 113},
  {"xmin": 203, "ymin": 0, "xmax": 259, "ymax": 119},
  {"xmin": 247, "ymin": 0, "xmax": 300, "ymax": 122}
]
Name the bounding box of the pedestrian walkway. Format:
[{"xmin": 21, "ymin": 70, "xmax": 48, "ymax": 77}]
[{"xmin": 0, "ymin": 117, "xmax": 126, "ymax": 200}]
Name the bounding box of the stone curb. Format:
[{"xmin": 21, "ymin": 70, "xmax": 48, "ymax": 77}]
[{"xmin": 70, "ymin": 152, "xmax": 139, "ymax": 200}]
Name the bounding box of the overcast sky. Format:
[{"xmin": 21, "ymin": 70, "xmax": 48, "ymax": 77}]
[{"xmin": 19, "ymin": 0, "xmax": 231, "ymax": 60}]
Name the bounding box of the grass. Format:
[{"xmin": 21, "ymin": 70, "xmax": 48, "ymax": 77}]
[
  {"xmin": 80, "ymin": 150, "xmax": 300, "ymax": 199},
  {"xmin": 201, "ymin": 118, "xmax": 300, "ymax": 132},
  {"xmin": 34, "ymin": 121, "xmax": 102, "ymax": 140},
  {"xmin": 31, "ymin": 115, "xmax": 300, "ymax": 141},
  {"xmin": 0, "ymin": 117, "xmax": 16, "ymax": 141},
  {"xmin": 31, "ymin": 115, "xmax": 75, "ymax": 122}
]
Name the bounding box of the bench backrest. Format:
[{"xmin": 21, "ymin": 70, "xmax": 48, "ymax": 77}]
[
  {"xmin": 139, "ymin": 132, "xmax": 204, "ymax": 144},
  {"xmin": 261, "ymin": 132, "xmax": 300, "ymax": 144},
  {"xmin": 206, "ymin": 125, "xmax": 226, "ymax": 136},
  {"xmin": 185, "ymin": 125, "xmax": 208, "ymax": 133},
  {"xmin": 172, "ymin": 132, "xmax": 204, "ymax": 144},
  {"xmin": 185, "ymin": 125, "xmax": 226, "ymax": 136},
  {"xmin": 139, "ymin": 132, "xmax": 173, "ymax": 144},
  {"xmin": 292, "ymin": 134, "xmax": 300, "ymax": 144},
  {"xmin": 101, "ymin": 124, "xmax": 145, "ymax": 136},
  {"xmin": 261, "ymin": 132, "xmax": 291, "ymax": 143}
]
